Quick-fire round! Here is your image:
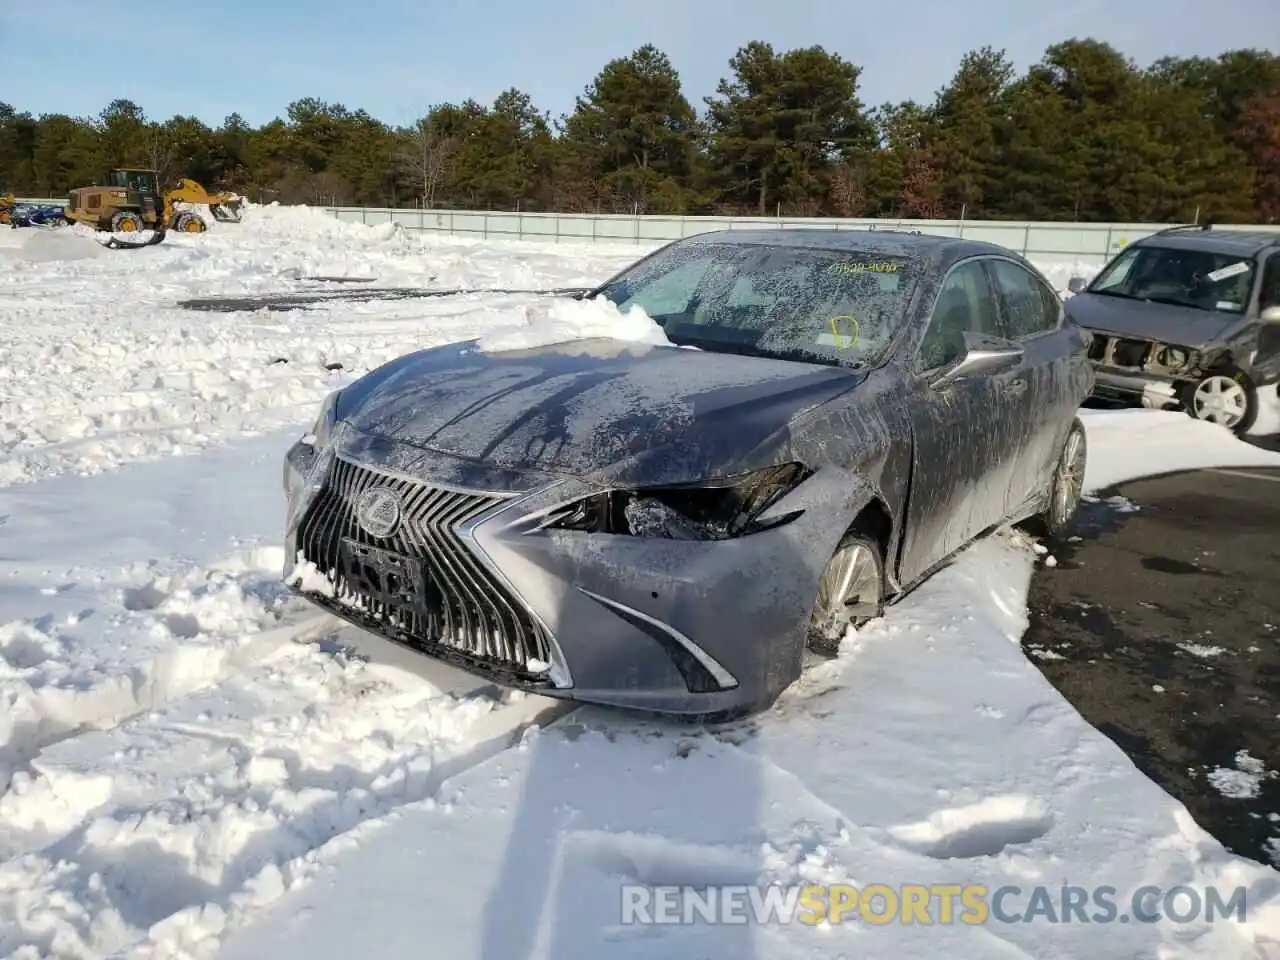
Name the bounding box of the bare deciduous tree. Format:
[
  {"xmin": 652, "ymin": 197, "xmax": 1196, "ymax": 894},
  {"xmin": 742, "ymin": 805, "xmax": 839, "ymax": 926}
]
[
  {"xmin": 409, "ymin": 117, "xmax": 460, "ymax": 208},
  {"xmin": 145, "ymin": 127, "xmax": 174, "ymax": 182}
]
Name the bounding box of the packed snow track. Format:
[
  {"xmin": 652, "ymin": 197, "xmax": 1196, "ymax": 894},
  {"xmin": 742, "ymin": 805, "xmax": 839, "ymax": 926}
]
[{"xmin": 1, "ymin": 207, "xmax": 1279, "ymax": 960}]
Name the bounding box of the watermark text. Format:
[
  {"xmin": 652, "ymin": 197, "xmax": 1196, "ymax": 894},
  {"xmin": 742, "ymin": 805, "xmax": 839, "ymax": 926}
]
[{"xmin": 620, "ymin": 883, "xmax": 1248, "ymax": 927}]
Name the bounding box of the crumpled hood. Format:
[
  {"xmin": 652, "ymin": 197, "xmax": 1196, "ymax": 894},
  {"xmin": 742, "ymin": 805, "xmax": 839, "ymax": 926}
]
[
  {"xmin": 336, "ymin": 337, "xmax": 863, "ymax": 484},
  {"xmin": 1065, "ymin": 292, "xmax": 1243, "ymax": 349}
]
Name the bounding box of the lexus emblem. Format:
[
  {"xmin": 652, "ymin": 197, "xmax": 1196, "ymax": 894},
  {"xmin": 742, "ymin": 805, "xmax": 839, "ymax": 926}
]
[{"xmin": 354, "ymin": 487, "xmax": 402, "ymax": 538}]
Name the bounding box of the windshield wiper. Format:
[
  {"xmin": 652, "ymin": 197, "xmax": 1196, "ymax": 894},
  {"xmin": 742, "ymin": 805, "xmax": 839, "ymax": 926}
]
[
  {"xmin": 1089, "ymin": 289, "xmax": 1139, "ymax": 300},
  {"xmin": 665, "ymin": 333, "xmax": 862, "ymax": 369},
  {"xmin": 667, "ymin": 335, "xmax": 767, "ymax": 359},
  {"xmin": 1142, "ymin": 295, "xmax": 1199, "ymax": 309}
]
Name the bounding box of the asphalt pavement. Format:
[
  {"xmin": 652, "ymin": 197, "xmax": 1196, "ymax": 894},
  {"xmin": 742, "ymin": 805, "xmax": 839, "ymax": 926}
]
[{"xmin": 1023, "ymin": 443, "xmax": 1280, "ymax": 870}]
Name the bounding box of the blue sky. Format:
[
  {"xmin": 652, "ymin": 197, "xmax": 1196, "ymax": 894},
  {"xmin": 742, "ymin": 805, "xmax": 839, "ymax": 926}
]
[{"xmin": 1, "ymin": 0, "xmax": 1276, "ymax": 129}]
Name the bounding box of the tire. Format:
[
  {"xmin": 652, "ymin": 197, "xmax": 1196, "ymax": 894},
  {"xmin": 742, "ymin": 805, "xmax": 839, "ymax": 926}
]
[
  {"xmin": 1179, "ymin": 367, "xmax": 1258, "ymax": 436},
  {"xmin": 173, "ymin": 211, "xmax": 207, "ymax": 233},
  {"xmin": 806, "ymin": 531, "xmax": 885, "ymax": 657},
  {"xmin": 1028, "ymin": 417, "xmax": 1087, "ymax": 539},
  {"xmin": 110, "ymin": 210, "xmax": 143, "ymax": 233}
]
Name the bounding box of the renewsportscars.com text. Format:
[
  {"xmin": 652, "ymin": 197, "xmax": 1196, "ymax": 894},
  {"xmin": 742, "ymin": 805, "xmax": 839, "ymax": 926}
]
[{"xmin": 620, "ymin": 883, "xmax": 1249, "ymax": 926}]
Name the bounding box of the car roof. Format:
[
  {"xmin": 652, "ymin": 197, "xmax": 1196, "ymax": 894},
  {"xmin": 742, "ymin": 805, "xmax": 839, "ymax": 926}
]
[
  {"xmin": 1136, "ymin": 227, "xmax": 1280, "ymax": 258},
  {"xmin": 679, "ymin": 228, "xmax": 1016, "ymax": 264}
]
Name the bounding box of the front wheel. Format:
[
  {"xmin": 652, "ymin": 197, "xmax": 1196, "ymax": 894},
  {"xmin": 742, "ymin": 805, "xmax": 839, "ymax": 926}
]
[
  {"xmin": 1179, "ymin": 368, "xmax": 1258, "ymax": 436},
  {"xmin": 110, "ymin": 210, "xmax": 143, "ymax": 233},
  {"xmin": 806, "ymin": 532, "xmax": 885, "ymax": 657},
  {"xmin": 1029, "ymin": 417, "xmax": 1087, "ymax": 538},
  {"xmin": 173, "ymin": 211, "xmax": 207, "ymax": 233}
]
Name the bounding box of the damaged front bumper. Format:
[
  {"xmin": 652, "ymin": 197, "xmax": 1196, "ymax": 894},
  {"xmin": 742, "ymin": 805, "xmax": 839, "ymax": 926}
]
[
  {"xmin": 1091, "ymin": 370, "xmax": 1180, "ymax": 408},
  {"xmin": 282, "ymin": 427, "xmax": 858, "ymax": 718},
  {"xmin": 1085, "ymin": 333, "xmax": 1200, "ymax": 407}
]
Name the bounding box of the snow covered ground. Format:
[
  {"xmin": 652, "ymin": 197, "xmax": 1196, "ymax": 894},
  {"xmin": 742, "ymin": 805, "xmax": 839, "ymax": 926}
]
[{"xmin": 1, "ymin": 206, "xmax": 1279, "ymax": 959}]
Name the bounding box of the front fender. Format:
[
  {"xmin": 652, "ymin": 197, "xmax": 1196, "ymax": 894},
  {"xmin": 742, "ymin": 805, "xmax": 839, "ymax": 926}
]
[
  {"xmin": 785, "ymin": 370, "xmax": 913, "ymax": 585},
  {"xmin": 756, "ymin": 463, "xmax": 883, "ymax": 561},
  {"xmin": 1199, "ymin": 321, "xmax": 1268, "ymax": 376}
]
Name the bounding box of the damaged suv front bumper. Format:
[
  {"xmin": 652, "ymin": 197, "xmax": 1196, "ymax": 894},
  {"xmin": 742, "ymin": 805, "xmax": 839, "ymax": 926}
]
[{"xmin": 1085, "ymin": 333, "xmax": 1200, "ymax": 407}]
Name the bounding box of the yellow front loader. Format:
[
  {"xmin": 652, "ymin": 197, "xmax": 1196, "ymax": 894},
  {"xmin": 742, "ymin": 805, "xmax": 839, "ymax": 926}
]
[
  {"xmin": 0, "ymin": 193, "xmax": 13, "ymax": 226},
  {"xmin": 64, "ymin": 169, "xmax": 244, "ymax": 248}
]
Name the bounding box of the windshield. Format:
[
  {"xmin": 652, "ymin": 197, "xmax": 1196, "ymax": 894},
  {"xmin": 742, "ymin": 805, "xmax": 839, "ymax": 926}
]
[
  {"xmin": 596, "ymin": 241, "xmax": 919, "ymax": 368},
  {"xmin": 1088, "ymin": 243, "xmax": 1256, "ymax": 315},
  {"xmin": 103, "ymin": 170, "xmax": 157, "ymax": 195}
]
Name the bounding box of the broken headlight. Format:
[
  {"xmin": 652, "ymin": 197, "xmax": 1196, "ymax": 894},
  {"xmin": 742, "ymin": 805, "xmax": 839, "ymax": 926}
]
[
  {"xmin": 1153, "ymin": 345, "xmax": 1192, "ymax": 371},
  {"xmin": 539, "ymin": 462, "xmax": 813, "ymax": 541}
]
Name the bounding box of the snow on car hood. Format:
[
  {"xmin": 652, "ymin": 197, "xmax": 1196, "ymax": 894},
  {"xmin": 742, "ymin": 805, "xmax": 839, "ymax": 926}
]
[
  {"xmin": 336, "ymin": 336, "xmax": 863, "ymax": 484},
  {"xmin": 1064, "ymin": 292, "xmax": 1246, "ymax": 349}
]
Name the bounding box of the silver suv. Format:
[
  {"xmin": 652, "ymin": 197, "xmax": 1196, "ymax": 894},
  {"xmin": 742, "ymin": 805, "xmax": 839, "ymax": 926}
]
[{"xmin": 1064, "ymin": 225, "xmax": 1280, "ymax": 435}]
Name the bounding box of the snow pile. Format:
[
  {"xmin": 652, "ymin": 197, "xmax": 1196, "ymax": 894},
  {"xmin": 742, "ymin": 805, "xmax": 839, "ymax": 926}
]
[
  {"xmin": 1180, "ymin": 640, "xmax": 1228, "ymax": 658},
  {"xmin": 0, "ymin": 214, "xmax": 1279, "ymax": 959},
  {"xmin": 476, "ymin": 295, "xmax": 672, "ymax": 353},
  {"xmin": 1207, "ymin": 751, "xmax": 1278, "ymax": 800},
  {"xmin": 0, "ymin": 627, "xmax": 508, "ymax": 960},
  {"xmin": 1036, "ymin": 257, "xmax": 1102, "ymax": 294},
  {"xmin": 0, "ymin": 201, "xmax": 640, "ymax": 294},
  {"xmin": 0, "ymin": 226, "xmax": 109, "ymax": 263},
  {"xmin": 0, "ymin": 210, "xmax": 641, "ymax": 488}
]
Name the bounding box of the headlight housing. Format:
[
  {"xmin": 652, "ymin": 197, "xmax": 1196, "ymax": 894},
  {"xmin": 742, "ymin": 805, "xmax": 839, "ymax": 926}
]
[
  {"xmin": 538, "ymin": 462, "xmax": 813, "ymax": 541},
  {"xmin": 1153, "ymin": 345, "xmax": 1193, "ymax": 371},
  {"xmin": 302, "ymin": 389, "xmax": 342, "ymax": 448},
  {"xmin": 286, "ymin": 390, "xmax": 342, "ymax": 527}
]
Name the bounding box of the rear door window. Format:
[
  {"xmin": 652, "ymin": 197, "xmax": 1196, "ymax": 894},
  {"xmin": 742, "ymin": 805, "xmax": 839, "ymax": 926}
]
[{"xmin": 987, "ymin": 259, "xmax": 1061, "ymax": 339}]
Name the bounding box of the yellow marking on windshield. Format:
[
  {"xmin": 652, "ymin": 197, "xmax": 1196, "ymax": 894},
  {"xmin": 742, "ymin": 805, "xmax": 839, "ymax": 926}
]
[
  {"xmin": 829, "ymin": 314, "xmax": 861, "ymax": 350},
  {"xmin": 829, "ymin": 261, "xmax": 899, "ymax": 275}
]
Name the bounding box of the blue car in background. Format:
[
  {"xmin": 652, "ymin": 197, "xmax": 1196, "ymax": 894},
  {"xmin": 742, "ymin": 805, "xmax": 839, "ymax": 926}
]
[{"xmin": 10, "ymin": 203, "xmax": 67, "ymax": 228}]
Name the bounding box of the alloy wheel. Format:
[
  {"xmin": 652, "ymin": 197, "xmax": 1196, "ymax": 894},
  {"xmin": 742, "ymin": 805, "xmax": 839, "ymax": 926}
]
[
  {"xmin": 808, "ymin": 538, "xmax": 882, "ymax": 652},
  {"xmin": 1052, "ymin": 427, "xmax": 1086, "ymax": 529},
  {"xmin": 1191, "ymin": 376, "xmax": 1249, "ymax": 429}
]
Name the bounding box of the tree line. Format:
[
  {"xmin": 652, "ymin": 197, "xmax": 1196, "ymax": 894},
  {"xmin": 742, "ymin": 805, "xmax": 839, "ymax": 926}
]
[{"xmin": 2, "ymin": 38, "xmax": 1278, "ymax": 223}]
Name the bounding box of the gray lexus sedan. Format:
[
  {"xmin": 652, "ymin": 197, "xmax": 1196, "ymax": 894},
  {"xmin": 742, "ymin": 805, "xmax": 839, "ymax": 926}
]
[{"xmin": 282, "ymin": 229, "xmax": 1094, "ymax": 720}]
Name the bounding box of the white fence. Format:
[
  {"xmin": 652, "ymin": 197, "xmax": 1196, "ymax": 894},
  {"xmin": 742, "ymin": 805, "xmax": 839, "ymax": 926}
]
[
  {"xmin": 13, "ymin": 197, "xmax": 1279, "ymax": 267},
  {"xmin": 325, "ymin": 207, "xmax": 1280, "ymax": 267}
]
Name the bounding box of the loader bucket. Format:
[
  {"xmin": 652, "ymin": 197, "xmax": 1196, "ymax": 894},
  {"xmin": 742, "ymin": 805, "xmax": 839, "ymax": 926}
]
[{"xmin": 102, "ymin": 224, "xmax": 168, "ymax": 249}]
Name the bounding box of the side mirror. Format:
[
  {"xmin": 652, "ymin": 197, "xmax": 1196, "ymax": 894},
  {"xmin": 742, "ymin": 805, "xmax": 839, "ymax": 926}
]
[
  {"xmin": 1067, "ymin": 276, "xmax": 1088, "ymax": 295},
  {"xmin": 1261, "ymin": 306, "xmax": 1280, "ymax": 325},
  {"xmin": 930, "ymin": 332, "xmax": 1024, "ymax": 389}
]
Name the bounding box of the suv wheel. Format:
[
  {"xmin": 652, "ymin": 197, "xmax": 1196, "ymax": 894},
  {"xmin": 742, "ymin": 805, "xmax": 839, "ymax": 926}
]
[{"xmin": 1179, "ymin": 367, "xmax": 1258, "ymax": 436}]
